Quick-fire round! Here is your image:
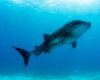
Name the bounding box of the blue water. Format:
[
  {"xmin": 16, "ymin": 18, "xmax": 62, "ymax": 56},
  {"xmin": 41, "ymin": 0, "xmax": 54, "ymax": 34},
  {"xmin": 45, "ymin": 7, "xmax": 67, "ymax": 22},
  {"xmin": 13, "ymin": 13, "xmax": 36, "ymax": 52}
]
[{"xmin": 0, "ymin": 0, "xmax": 100, "ymax": 79}]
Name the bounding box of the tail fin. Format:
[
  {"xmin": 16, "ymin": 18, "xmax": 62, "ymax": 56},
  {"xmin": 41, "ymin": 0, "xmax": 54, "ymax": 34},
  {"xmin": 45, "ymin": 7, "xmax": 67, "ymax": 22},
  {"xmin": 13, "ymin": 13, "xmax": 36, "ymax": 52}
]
[{"xmin": 13, "ymin": 47, "xmax": 31, "ymax": 67}]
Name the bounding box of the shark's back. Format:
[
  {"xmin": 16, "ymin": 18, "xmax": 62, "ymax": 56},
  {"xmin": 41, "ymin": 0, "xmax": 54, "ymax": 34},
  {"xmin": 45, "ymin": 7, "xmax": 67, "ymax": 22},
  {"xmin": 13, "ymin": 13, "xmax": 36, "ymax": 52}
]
[{"xmin": 51, "ymin": 20, "xmax": 91, "ymax": 39}]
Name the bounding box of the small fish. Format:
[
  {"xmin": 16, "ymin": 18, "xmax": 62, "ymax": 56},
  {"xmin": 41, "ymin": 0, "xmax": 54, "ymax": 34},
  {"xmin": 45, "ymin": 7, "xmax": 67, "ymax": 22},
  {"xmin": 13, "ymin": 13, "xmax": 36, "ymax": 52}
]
[{"xmin": 13, "ymin": 20, "xmax": 91, "ymax": 66}]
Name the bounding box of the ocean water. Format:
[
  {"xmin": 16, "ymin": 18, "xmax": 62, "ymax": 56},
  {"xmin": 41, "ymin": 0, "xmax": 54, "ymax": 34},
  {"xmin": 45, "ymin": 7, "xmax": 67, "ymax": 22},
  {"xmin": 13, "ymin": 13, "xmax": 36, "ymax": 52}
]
[{"xmin": 0, "ymin": 0, "xmax": 100, "ymax": 80}]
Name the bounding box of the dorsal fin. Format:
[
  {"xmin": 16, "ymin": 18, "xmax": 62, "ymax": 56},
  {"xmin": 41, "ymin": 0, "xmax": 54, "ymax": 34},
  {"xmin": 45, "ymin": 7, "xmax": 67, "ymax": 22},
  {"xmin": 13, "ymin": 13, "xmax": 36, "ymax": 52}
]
[
  {"xmin": 72, "ymin": 41, "xmax": 77, "ymax": 48},
  {"xmin": 43, "ymin": 33, "xmax": 49, "ymax": 41}
]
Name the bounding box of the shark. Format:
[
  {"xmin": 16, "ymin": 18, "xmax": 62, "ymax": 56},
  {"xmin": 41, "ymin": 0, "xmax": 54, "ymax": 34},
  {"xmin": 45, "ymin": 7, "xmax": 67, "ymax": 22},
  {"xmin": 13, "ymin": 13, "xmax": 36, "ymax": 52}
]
[{"xmin": 13, "ymin": 20, "xmax": 91, "ymax": 66}]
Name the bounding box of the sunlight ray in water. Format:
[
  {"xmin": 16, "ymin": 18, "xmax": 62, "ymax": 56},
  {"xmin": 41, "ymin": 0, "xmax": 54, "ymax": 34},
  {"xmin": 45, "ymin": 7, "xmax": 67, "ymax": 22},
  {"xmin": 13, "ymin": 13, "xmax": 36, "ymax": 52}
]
[
  {"xmin": 11, "ymin": 0, "xmax": 23, "ymax": 4},
  {"xmin": 10, "ymin": 0, "xmax": 100, "ymax": 13}
]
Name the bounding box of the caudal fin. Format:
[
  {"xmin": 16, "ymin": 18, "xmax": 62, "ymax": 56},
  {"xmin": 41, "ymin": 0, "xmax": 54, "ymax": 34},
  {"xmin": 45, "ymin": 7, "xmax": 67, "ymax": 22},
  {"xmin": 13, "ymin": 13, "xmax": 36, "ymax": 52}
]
[{"xmin": 13, "ymin": 47, "xmax": 30, "ymax": 67}]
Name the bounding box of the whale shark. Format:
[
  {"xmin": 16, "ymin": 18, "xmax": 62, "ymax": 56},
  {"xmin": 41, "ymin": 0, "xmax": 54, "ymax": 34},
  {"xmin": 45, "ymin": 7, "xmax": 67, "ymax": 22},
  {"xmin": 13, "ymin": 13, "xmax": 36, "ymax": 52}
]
[{"xmin": 13, "ymin": 20, "xmax": 91, "ymax": 66}]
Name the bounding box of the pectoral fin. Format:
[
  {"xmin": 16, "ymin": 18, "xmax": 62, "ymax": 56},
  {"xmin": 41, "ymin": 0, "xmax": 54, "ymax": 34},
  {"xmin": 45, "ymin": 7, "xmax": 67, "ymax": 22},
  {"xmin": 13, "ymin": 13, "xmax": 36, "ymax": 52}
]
[{"xmin": 72, "ymin": 41, "xmax": 77, "ymax": 48}]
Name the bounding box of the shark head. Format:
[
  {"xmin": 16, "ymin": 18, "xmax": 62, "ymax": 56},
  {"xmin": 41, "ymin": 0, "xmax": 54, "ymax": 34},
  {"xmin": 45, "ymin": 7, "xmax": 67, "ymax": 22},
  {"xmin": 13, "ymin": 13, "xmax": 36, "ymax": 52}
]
[
  {"xmin": 68, "ymin": 20, "xmax": 91, "ymax": 37},
  {"xmin": 71, "ymin": 20, "xmax": 91, "ymax": 29},
  {"xmin": 73, "ymin": 20, "xmax": 90, "ymax": 28}
]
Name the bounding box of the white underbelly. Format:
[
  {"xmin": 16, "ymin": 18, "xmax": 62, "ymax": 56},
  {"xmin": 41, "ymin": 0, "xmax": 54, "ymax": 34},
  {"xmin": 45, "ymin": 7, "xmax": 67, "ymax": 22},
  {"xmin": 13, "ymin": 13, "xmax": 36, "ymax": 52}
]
[{"xmin": 51, "ymin": 37, "xmax": 76, "ymax": 45}]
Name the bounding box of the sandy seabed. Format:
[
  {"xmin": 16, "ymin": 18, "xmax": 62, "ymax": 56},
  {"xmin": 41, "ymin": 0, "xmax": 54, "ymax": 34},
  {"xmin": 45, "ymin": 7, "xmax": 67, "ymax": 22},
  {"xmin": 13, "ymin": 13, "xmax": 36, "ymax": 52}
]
[{"xmin": 0, "ymin": 73, "xmax": 100, "ymax": 80}]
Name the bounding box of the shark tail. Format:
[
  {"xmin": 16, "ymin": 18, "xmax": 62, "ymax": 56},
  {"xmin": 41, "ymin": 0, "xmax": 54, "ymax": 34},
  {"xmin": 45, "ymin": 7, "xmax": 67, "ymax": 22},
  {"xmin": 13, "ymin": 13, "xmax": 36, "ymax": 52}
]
[{"xmin": 13, "ymin": 47, "xmax": 31, "ymax": 67}]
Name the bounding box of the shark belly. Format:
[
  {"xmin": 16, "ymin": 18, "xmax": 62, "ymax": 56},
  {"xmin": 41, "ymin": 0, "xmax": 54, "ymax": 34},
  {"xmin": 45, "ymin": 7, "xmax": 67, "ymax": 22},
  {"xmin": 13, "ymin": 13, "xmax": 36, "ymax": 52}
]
[{"xmin": 44, "ymin": 36, "xmax": 76, "ymax": 53}]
